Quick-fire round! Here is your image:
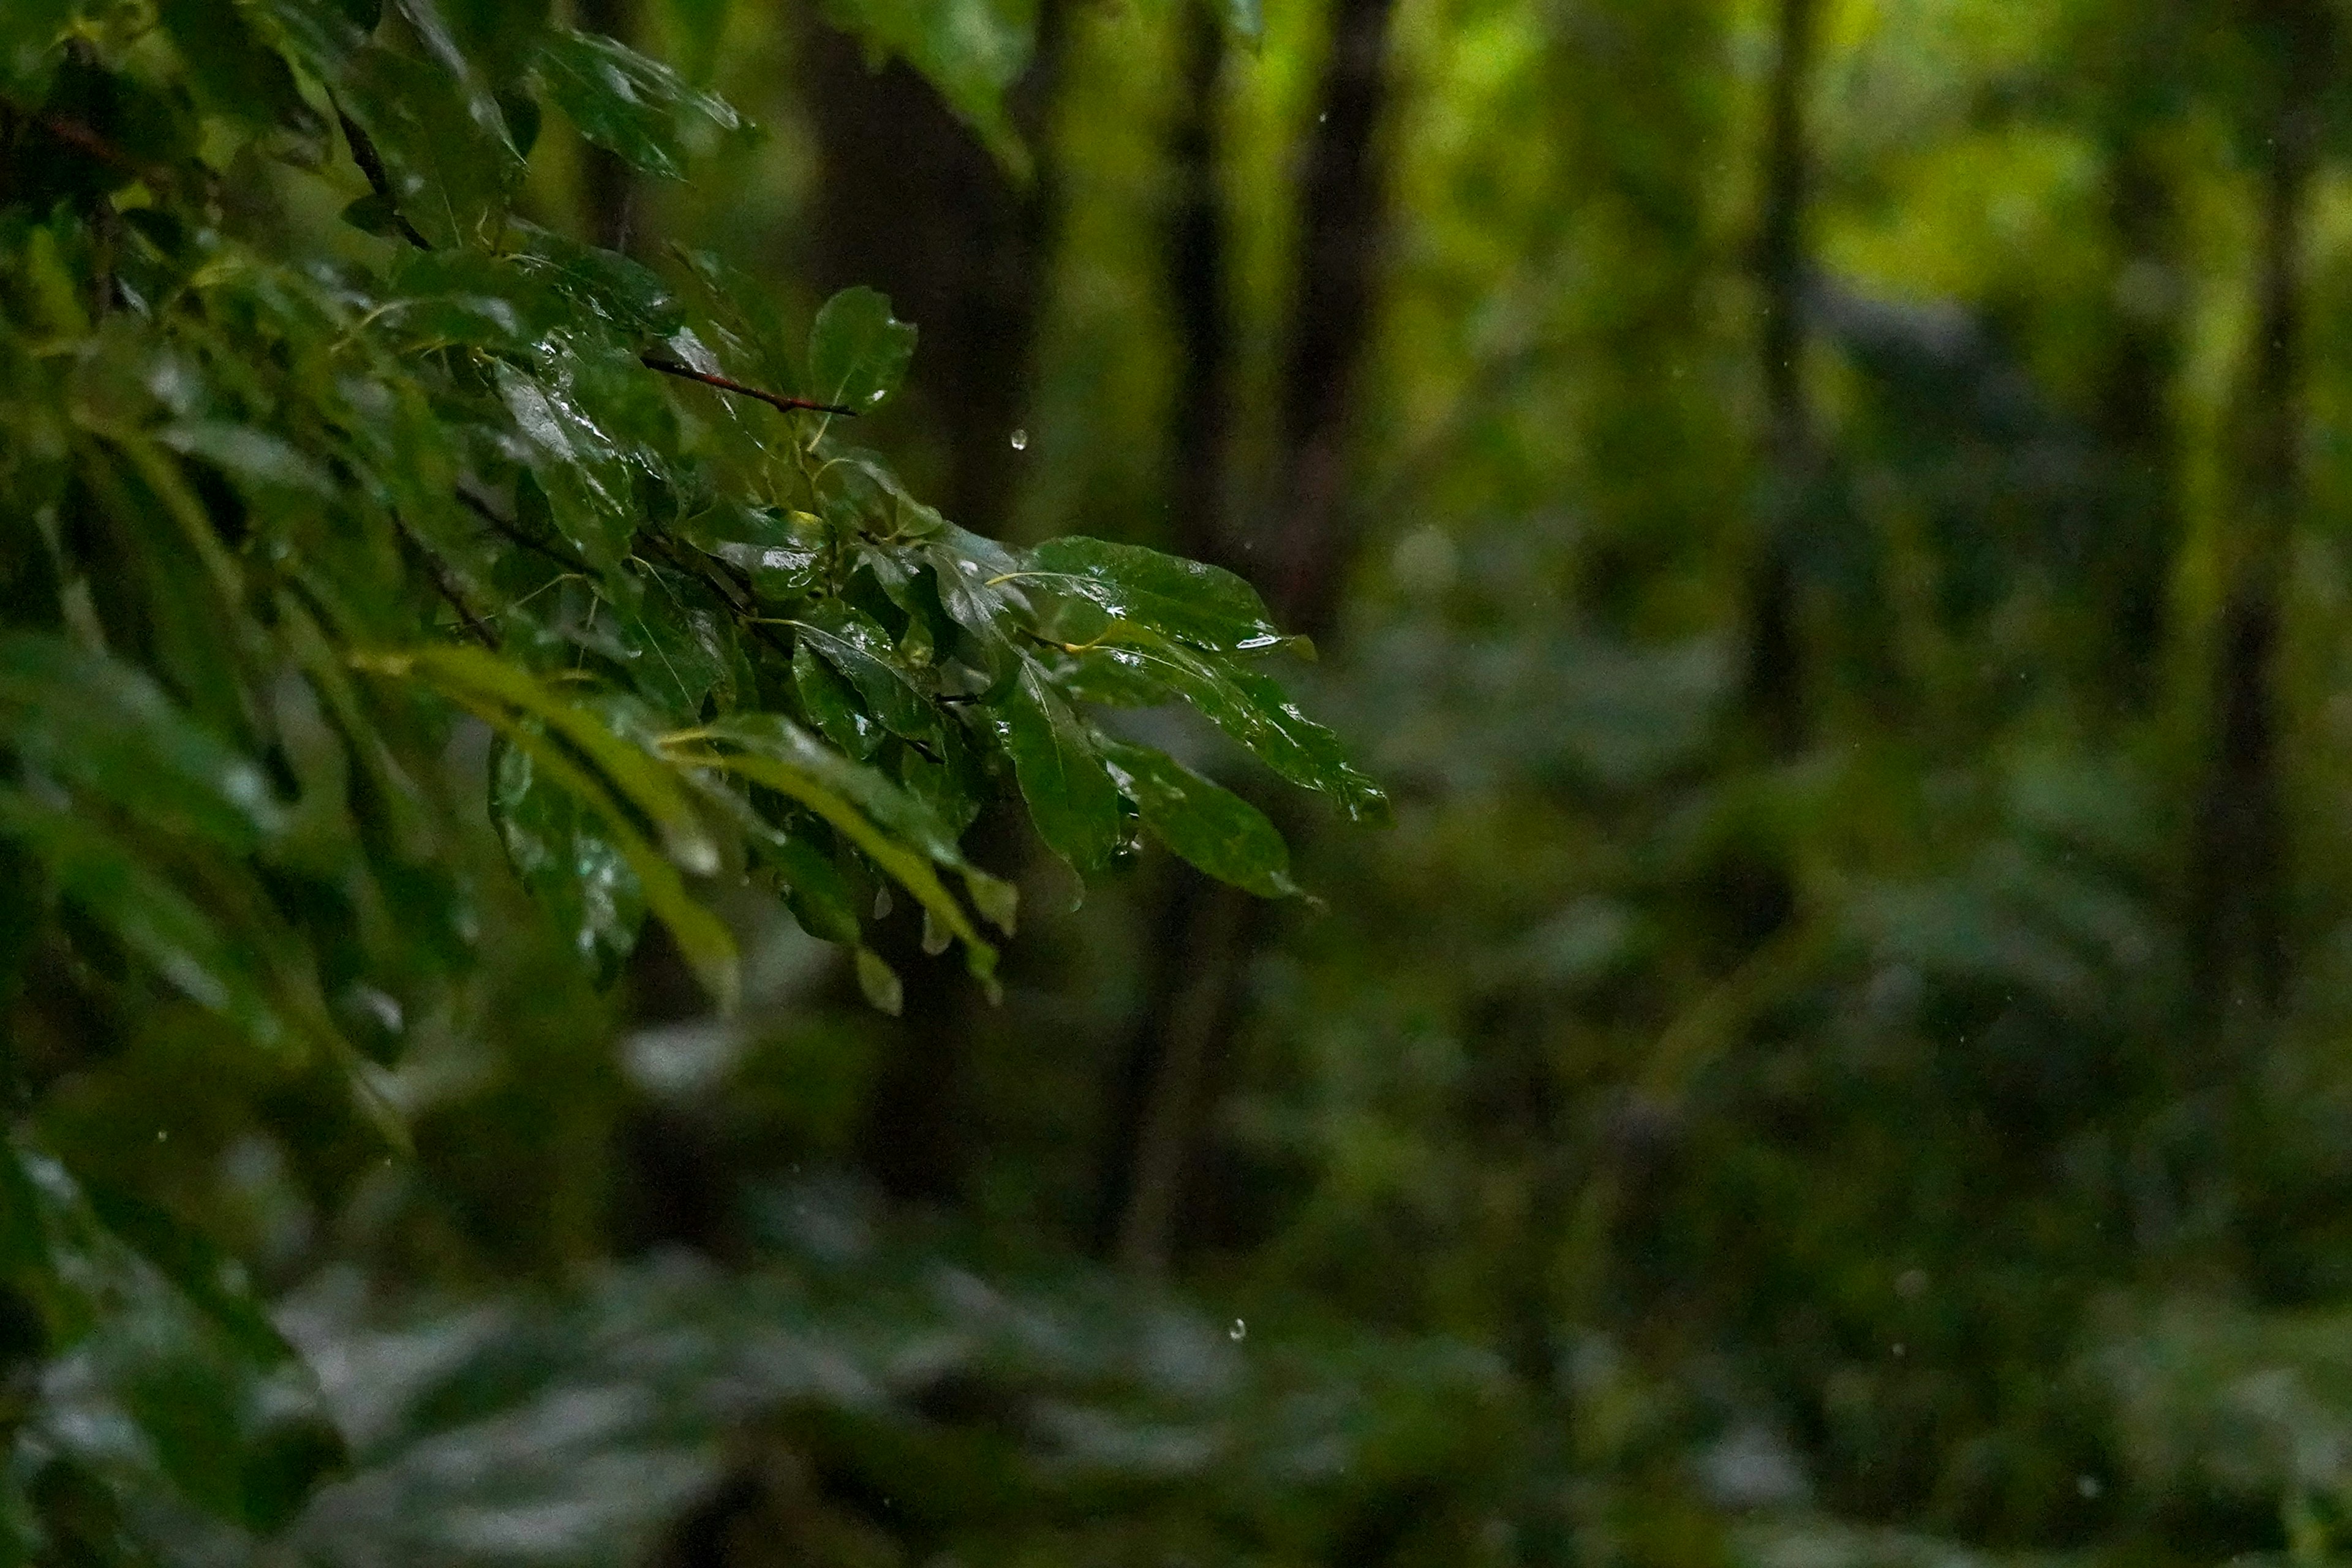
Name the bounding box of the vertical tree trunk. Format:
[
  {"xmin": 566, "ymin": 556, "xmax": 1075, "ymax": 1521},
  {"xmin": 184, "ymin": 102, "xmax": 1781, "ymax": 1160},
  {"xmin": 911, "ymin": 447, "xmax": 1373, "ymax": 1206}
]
[
  {"xmin": 1091, "ymin": 0, "xmax": 1233, "ymax": 1264},
  {"xmin": 2188, "ymin": 5, "xmax": 2318, "ymax": 1034},
  {"xmin": 803, "ymin": 0, "xmax": 1069, "ymax": 536},
  {"xmin": 2094, "ymin": 126, "xmax": 2182, "ymax": 713},
  {"xmin": 576, "ymin": 0, "xmax": 636, "ymax": 252},
  {"xmin": 1741, "ymin": 0, "xmax": 1817, "ymax": 755},
  {"xmin": 1099, "ymin": 0, "xmax": 1400, "ymax": 1275}
]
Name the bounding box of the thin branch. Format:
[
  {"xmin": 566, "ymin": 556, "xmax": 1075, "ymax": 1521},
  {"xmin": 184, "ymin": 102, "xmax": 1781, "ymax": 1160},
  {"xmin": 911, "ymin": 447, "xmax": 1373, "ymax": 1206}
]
[
  {"xmin": 455, "ymin": 486, "xmax": 576, "ymax": 569},
  {"xmin": 391, "ymin": 514, "xmax": 498, "ymax": 647},
  {"xmin": 639, "ymin": 355, "xmax": 856, "ymax": 417},
  {"xmin": 333, "ymin": 102, "xmax": 435, "ymax": 252}
]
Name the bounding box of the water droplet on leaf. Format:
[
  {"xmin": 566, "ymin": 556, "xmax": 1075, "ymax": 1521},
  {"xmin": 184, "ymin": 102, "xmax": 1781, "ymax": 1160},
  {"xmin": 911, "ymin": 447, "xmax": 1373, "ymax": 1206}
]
[{"xmin": 1009, "ymin": 428, "xmax": 1028, "ymax": 451}]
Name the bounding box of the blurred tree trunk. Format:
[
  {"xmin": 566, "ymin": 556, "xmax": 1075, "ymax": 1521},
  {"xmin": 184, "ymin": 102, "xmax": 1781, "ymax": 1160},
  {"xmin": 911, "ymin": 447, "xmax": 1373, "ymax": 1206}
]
[
  {"xmin": 1091, "ymin": 0, "xmax": 1234, "ymax": 1264},
  {"xmin": 811, "ymin": 0, "xmax": 1071, "ymax": 1204},
  {"xmin": 1740, "ymin": 0, "xmax": 1817, "ymax": 756},
  {"xmin": 802, "ymin": 4, "xmax": 1068, "ymax": 536},
  {"xmin": 2093, "ymin": 126, "xmax": 2182, "ymax": 714},
  {"xmin": 2188, "ymin": 3, "xmax": 2321, "ymax": 1035},
  {"xmin": 1098, "ymin": 0, "xmax": 1398, "ymax": 1275},
  {"xmin": 576, "ymin": 0, "xmax": 637, "ymax": 252}
]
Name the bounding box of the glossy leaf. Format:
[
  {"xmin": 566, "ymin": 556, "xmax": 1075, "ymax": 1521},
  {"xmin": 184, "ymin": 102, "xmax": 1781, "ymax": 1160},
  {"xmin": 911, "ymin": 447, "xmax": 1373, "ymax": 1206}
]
[
  {"xmin": 790, "ymin": 603, "xmax": 938, "ymax": 742},
  {"xmin": 807, "ymin": 287, "xmax": 917, "ymax": 412},
  {"xmin": 999, "ymin": 661, "xmax": 1122, "ymax": 873},
  {"xmin": 1079, "ymin": 624, "xmax": 1390, "ymax": 825},
  {"xmin": 1019, "ymin": 535, "xmax": 1305, "ymax": 655},
  {"xmin": 491, "ymin": 734, "xmax": 648, "ymax": 978},
  {"xmin": 535, "ymin": 26, "xmax": 744, "ymax": 182},
  {"xmin": 1099, "ymin": 739, "xmax": 1299, "ymax": 898}
]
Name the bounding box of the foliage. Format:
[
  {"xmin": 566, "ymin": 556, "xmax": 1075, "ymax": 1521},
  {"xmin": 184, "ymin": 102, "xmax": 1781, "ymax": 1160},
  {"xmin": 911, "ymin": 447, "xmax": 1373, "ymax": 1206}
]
[{"xmin": 0, "ymin": 0, "xmax": 1373, "ymax": 1553}]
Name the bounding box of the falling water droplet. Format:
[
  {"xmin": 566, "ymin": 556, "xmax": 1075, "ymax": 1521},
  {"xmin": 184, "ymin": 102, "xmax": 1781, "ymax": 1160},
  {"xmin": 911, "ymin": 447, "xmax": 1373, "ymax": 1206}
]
[
  {"xmin": 1228, "ymin": 1318, "xmax": 1246, "ymax": 1341},
  {"xmin": 1009, "ymin": 428, "xmax": 1028, "ymax": 451},
  {"xmin": 2076, "ymin": 1474, "xmax": 2102, "ymax": 1499},
  {"xmin": 868, "ymin": 388, "xmax": 887, "ymax": 404}
]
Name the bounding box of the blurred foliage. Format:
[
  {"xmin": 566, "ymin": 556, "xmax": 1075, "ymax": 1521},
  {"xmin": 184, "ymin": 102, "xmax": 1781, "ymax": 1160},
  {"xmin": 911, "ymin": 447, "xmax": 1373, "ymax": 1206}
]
[{"xmin": 13, "ymin": 0, "xmax": 2352, "ymax": 1562}]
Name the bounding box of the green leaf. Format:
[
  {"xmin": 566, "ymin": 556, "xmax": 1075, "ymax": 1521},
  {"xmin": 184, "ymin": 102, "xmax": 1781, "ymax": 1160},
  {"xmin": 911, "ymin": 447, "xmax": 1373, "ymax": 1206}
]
[
  {"xmin": 674, "ymin": 499, "xmax": 824, "ymax": 601},
  {"xmin": 815, "ymin": 0, "xmax": 1033, "ymax": 176},
  {"xmin": 466, "ymin": 703, "xmax": 739, "ymax": 1011},
  {"xmin": 682, "ymin": 713, "xmax": 995, "ymax": 976},
  {"xmin": 491, "ymin": 734, "xmax": 648, "ymax": 978},
  {"xmin": 0, "ymin": 633, "xmax": 284, "ymax": 852},
  {"xmin": 854, "ymin": 945, "xmax": 903, "ymax": 1015},
  {"xmin": 0, "ymin": 0, "xmax": 75, "ymax": 99},
  {"xmin": 788, "ymin": 603, "xmax": 938, "ymax": 743},
  {"xmin": 758, "ymin": 826, "xmax": 862, "ymax": 946},
  {"xmin": 361, "ymin": 644, "xmax": 723, "ymax": 879},
  {"xmin": 807, "ymin": 286, "xmax": 916, "ymax": 412},
  {"xmin": 157, "ymin": 0, "xmax": 323, "ymax": 140},
  {"xmin": 245, "ymin": 0, "xmax": 377, "ymax": 80},
  {"xmin": 0, "ymin": 792, "xmax": 288, "ymax": 1050},
  {"xmin": 1099, "ymin": 739, "xmax": 1299, "ymax": 899},
  {"xmin": 508, "ymin": 221, "xmax": 686, "ymax": 338},
  {"xmin": 535, "ymin": 26, "xmax": 744, "ymax": 181},
  {"xmin": 339, "ymin": 43, "xmax": 524, "ymax": 249},
  {"xmin": 794, "ymin": 636, "xmax": 882, "ymax": 759},
  {"xmin": 998, "ymin": 661, "xmax": 1121, "ymax": 873},
  {"xmin": 1020, "ymin": 535, "xmax": 1306, "ymax": 655},
  {"xmin": 1080, "ymin": 624, "xmax": 1390, "ymax": 826}
]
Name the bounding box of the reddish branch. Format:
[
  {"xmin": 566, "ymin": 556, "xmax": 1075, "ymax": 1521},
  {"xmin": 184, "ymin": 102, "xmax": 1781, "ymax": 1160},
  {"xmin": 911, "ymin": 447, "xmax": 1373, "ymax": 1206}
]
[{"xmin": 638, "ymin": 356, "xmax": 855, "ymax": 417}]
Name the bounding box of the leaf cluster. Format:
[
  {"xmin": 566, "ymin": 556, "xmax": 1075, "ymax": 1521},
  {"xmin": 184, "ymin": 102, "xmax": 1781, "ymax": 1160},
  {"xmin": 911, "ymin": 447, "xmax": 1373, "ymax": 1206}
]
[{"xmin": 0, "ymin": 0, "xmax": 1376, "ymax": 1549}]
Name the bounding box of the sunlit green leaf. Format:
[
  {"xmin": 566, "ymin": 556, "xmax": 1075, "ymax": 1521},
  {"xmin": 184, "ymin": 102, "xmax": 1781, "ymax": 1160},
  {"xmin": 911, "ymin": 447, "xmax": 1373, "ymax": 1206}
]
[{"xmin": 807, "ymin": 286, "xmax": 916, "ymax": 412}]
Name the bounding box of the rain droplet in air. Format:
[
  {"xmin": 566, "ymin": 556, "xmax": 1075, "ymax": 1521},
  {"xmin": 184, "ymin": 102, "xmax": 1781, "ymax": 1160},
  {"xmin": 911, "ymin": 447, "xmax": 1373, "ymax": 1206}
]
[
  {"xmin": 1228, "ymin": 1318, "xmax": 1246, "ymax": 1341},
  {"xmin": 867, "ymin": 388, "xmax": 887, "ymax": 404},
  {"xmin": 1009, "ymin": 428, "xmax": 1028, "ymax": 451}
]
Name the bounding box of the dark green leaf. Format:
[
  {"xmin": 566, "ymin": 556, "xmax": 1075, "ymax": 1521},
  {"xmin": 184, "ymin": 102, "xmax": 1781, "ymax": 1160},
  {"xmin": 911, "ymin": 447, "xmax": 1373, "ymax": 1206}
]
[
  {"xmin": 339, "ymin": 43, "xmax": 524, "ymax": 250},
  {"xmin": 998, "ymin": 661, "xmax": 1121, "ymax": 873},
  {"xmin": 794, "ymin": 636, "xmax": 882, "ymax": 760},
  {"xmin": 0, "ymin": 633, "xmax": 285, "ymax": 851},
  {"xmin": 491, "ymin": 734, "xmax": 648, "ymax": 978},
  {"xmin": 0, "ymin": 793, "xmax": 291, "ymax": 1051},
  {"xmin": 1080, "ymin": 624, "xmax": 1390, "ymax": 825},
  {"xmin": 535, "ymin": 26, "xmax": 744, "ymax": 181},
  {"xmin": 1020, "ymin": 535, "xmax": 1305, "ymax": 655},
  {"xmin": 815, "ymin": 0, "xmax": 1033, "ymax": 175},
  {"xmin": 1099, "ymin": 739, "xmax": 1299, "ymax": 898},
  {"xmin": 790, "ymin": 603, "xmax": 938, "ymax": 742}
]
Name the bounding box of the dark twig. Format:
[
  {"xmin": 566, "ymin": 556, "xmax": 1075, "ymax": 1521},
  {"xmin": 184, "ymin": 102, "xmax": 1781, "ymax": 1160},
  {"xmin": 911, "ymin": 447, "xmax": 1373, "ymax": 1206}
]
[
  {"xmin": 456, "ymin": 487, "xmax": 577, "ymax": 570},
  {"xmin": 333, "ymin": 103, "xmax": 435, "ymax": 252},
  {"xmin": 391, "ymin": 514, "xmax": 498, "ymax": 647},
  {"xmin": 639, "ymin": 356, "xmax": 856, "ymax": 417}
]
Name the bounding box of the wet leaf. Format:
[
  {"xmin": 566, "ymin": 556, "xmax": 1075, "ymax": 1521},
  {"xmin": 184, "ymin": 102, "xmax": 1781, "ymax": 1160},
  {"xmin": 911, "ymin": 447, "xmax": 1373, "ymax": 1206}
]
[
  {"xmin": 535, "ymin": 26, "xmax": 744, "ymax": 181},
  {"xmin": 1020, "ymin": 536, "xmax": 1304, "ymax": 656},
  {"xmin": 807, "ymin": 287, "xmax": 916, "ymax": 412},
  {"xmin": 998, "ymin": 661, "xmax": 1121, "ymax": 873},
  {"xmin": 1099, "ymin": 739, "xmax": 1299, "ymax": 899}
]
